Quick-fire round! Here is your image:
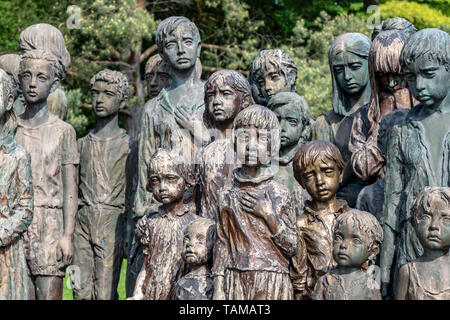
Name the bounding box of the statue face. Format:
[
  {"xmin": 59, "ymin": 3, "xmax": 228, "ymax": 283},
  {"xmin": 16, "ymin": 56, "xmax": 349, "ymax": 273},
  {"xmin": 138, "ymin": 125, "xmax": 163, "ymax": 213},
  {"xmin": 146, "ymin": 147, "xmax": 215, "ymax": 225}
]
[
  {"xmin": 162, "ymin": 25, "xmax": 200, "ymax": 72},
  {"xmin": 182, "ymin": 223, "xmax": 210, "ymax": 266},
  {"xmin": 333, "ymin": 222, "xmax": 371, "ymax": 269},
  {"xmin": 403, "ymin": 55, "xmax": 450, "ymax": 109},
  {"xmin": 333, "ymin": 51, "xmax": 369, "ymax": 95},
  {"xmin": 206, "ymin": 79, "xmax": 241, "ymax": 124},
  {"xmin": 20, "ymin": 59, "xmax": 54, "ymax": 105},
  {"xmin": 91, "ymin": 81, "xmax": 121, "ymax": 118},
  {"xmin": 235, "ymin": 125, "xmax": 271, "ymax": 167},
  {"xmin": 149, "ymin": 167, "xmax": 187, "ymax": 205},
  {"xmin": 146, "ymin": 64, "xmax": 172, "ymax": 99},
  {"xmin": 377, "ymin": 72, "xmax": 407, "ymax": 94},
  {"xmin": 300, "ymin": 158, "xmax": 342, "ymax": 203},
  {"xmin": 0, "ymin": 80, "xmax": 13, "ymax": 120},
  {"xmin": 415, "ymin": 203, "xmax": 450, "ymax": 252},
  {"xmin": 256, "ymin": 63, "xmax": 290, "ymax": 100},
  {"xmin": 273, "ymin": 102, "xmax": 303, "ymax": 149}
]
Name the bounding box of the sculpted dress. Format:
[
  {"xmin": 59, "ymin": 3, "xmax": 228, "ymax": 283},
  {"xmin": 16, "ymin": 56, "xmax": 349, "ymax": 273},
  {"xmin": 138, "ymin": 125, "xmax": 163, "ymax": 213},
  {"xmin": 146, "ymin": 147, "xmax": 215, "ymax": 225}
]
[{"xmin": 0, "ymin": 134, "xmax": 35, "ymax": 299}]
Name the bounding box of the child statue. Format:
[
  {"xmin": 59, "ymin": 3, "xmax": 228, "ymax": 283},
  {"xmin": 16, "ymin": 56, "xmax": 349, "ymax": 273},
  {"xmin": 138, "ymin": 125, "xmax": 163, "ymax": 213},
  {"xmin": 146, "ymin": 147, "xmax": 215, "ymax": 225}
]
[
  {"xmin": 15, "ymin": 50, "xmax": 79, "ymax": 300},
  {"xmin": 311, "ymin": 33, "xmax": 372, "ymax": 207},
  {"xmin": 0, "ymin": 69, "xmax": 35, "ymax": 299},
  {"xmin": 175, "ymin": 217, "xmax": 216, "ymax": 300},
  {"xmin": 380, "ymin": 29, "xmax": 450, "ymax": 299},
  {"xmin": 134, "ymin": 16, "xmax": 207, "ymax": 222},
  {"xmin": 195, "ymin": 69, "xmax": 253, "ymax": 221},
  {"xmin": 72, "ymin": 69, "xmax": 137, "ymax": 300},
  {"xmin": 129, "ymin": 149, "xmax": 198, "ymax": 300},
  {"xmin": 396, "ymin": 187, "xmax": 450, "ymax": 300},
  {"xmin": 312, "ymin": 209, "xmax": 383, "ymax": 300},
  {"xmin": 212, "ymin": 105, "xmax": 298, "ymax": 300},
  {"xmin": 349, "ymin": 30, "xmax": 416, "ymax": 185},
  {"xmin": 290, "ymin": 140, "xmax": 350, "ymax": 300},
  {"xmin": 249, "ymin": 49, "xmax": 298, "ymax": 106},
  {"xmin": 267, "ymin": 92, "xmax": 313, "ymax": 215},
  {"xmin": 19, "ymin": 23, "xmax": 71, "ymax": 120}
]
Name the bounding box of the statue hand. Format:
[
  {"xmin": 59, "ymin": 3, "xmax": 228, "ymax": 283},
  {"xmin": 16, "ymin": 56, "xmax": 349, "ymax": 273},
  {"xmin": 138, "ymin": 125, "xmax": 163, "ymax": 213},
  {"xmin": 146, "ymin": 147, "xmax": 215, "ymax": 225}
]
[
  {"xmin": 239, "ymin": 190, "xmax": 273, "ymax": 221},
  {"xmin": 393, "ymin": 87, "xmax": 412, "ymax": 110},
  {"xmin": 58, "ymin": 235, "xmax": 73, "ymax": 266}
]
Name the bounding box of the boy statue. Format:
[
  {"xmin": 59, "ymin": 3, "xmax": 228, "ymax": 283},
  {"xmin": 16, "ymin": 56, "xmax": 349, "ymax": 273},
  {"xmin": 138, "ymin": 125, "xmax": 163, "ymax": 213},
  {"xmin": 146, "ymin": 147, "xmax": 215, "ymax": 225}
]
[
  {"xmin": 72, "ymin": 69, "xmax": 137, "ymax": 300},
  {"xmin": 380, "ymin": 28, "xmax": 450, "ymax": 298},
  {"xmin": 15, "ymin": 50, "xmax": 79, "ymax": 300}
]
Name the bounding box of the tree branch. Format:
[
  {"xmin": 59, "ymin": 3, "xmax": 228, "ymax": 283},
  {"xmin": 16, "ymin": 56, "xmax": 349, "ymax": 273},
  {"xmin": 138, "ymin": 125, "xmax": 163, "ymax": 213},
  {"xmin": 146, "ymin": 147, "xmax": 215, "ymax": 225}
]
[{"xmin": 140, "ymin": 44, "xmax": 158, "ymax": 62}]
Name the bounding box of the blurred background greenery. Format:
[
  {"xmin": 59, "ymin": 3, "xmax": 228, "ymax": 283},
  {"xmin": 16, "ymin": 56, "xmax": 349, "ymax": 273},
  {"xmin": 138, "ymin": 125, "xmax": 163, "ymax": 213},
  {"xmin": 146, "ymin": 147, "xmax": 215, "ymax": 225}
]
[{"xmin": 0, "ymin": 0, "xmax": 448, "ymax": 137}]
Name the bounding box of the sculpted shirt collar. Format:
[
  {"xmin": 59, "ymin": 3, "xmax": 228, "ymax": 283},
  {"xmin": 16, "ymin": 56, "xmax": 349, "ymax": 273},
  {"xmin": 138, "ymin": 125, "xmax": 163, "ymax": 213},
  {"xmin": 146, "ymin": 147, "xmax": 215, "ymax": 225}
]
[
  {"xmin": 273, "ymin": 143, "xmax": 300, "ymax": 166},
  {"xmin": 233, "ymin": 165, "xmax": 275, "ymax": 186},
  {"xmin": 158, "ymin": 201, "xmax": 194, "ymax": 218},
  {"xmin": 303, "ymin": 199, "xmax": 349, "ymax": 224}
]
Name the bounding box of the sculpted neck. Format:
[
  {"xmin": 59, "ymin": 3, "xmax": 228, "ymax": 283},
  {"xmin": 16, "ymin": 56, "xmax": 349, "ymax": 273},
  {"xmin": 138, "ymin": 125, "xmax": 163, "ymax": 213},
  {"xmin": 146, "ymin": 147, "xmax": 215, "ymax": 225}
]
[
  {"xmin": 94, "ymin": 113, "xmax": 120, "ymax": 138},
  {"xmin": 170, "ymin": 67, "xmax": 202, "ymax": 88},
  {"xmin": 21, "ymin": 101, "xmax": 49, "ymax": 127}
]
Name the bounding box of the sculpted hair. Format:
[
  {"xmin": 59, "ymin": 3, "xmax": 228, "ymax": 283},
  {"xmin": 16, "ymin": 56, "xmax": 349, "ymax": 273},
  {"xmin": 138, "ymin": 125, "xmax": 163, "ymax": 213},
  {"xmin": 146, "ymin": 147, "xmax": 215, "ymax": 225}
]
[
  {"xmin": 145, "ymin": 54, "xmax": 170, "ymax": 76},
  {"xmin": 0, "ymin": 69, "xmax": 17, "ymax": 136},
  {"xmin": 267, "ymin": 92, "xmax": 313, "ymax": 144},
  {"xmin": 19, "ymin": 23, "xmax": 70, "ymax": 79},
  {"xmin": 293, "ymin": 140, "xmax": 345, "ymax": 184},
  {"xmin": 19, "ymin": 49, "xmax": 62, "ymax": 82},
  {"xmin": 90, "ymin": 69, "xmax": 130, "ymax": 104},
  {"xmin": 372, "ymin": 17, "xmax": 417, "ymax": 41},
  {"xmin": 367, "ymin": 30, "xmax": 409, "ymax": 127},
  {"xmin": 413, "ymin": 187, "xmax": 450, "ymax": 226},
  {"xmin": 156, "ymin": 16, "xmax": 201, "ymax": 54},
  {"xmin": 334, "ymin": 209, "xmax": 384, "ymax": 267},
  {"xmin": 148, "ymin": 148, "xmax": 195, "ymax": 188},
  {"xmin": 249, "ymin": 49, "xmax": 298, "ymax": 92},
  {"xmin": 400, "ymin": 28, "xmax": 450, "ymax": 72},
  {"xmin": 0, "ymin": 54, "xmax": 20, "ymax": 98},
  {"xmin": 204, "ymin": 70, "xmax": 254, "ymax": 127},
  {"xmin": 329, "ymin": 33, "xmax": 371, "ymax": 116}
]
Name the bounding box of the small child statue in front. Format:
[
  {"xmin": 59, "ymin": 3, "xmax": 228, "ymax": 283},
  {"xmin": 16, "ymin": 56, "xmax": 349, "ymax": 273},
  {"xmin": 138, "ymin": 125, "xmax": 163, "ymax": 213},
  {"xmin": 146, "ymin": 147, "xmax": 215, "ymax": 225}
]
[
  {"xmin": 175, "ymin": 217, "xmax": 216, "ymax": 300},
  {"xmin": 129, "ymin": 149, "xmax": 198, "ymax": 300},
  {"xmin": 72, "ymin": 69, "xmax": 137, "ymax": 300},
  {"xmin": 267, "ymin": 92, "xmax": 314, "ymax": 215},
  {"xmin": 396, "ymin": 187, "xmax": 450, "ymax": 300},
  {"xmin": 290, "ymin": 140, "xmax": 350, "ymax": 300},
  {"xmin": 312, "ymin": 209, "xmax": 383, "ymax": 300},
  {"xmin": 249, "ymin": 49, "xmax": 298, "ymax": 106},
  {"xmin": 212, "ymin": 105, "xmax": 298, "ymax": 300}
]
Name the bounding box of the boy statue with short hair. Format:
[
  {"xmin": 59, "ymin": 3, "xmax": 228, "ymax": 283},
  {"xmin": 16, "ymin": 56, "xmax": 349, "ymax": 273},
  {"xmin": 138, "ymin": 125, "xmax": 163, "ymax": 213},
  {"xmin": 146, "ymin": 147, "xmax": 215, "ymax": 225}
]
[
  {"xmin": 212, "ymin": 105, "xmax": 298, "ymax": 300},
  {"xmin": 290, "ymin": 140, "xmax": 350, "ymax": 300},
  {"xmin": 249, "ymin": 49, "xmax": 297, "ymax": 106},
  {"xmin": 267, "ymin": 92, "xmax": 314, "ymax": 215},
  {"xmin": 175, "ymin": 217, "xmax": 216, "ymax": 300},
  {"xmin": 15, "ymin": 49, "xmax": 79, "ymax": 300},
  {"xmin": 72, "ymin": 69, "xmax": 137, "ymax": 300},
  {"xmin": 312, "ymin": 209, "xmax": 383, "ymax": 300},
  {"xmin": 129, "ymin": 149, "xmax": 198, "ymax": 300}
]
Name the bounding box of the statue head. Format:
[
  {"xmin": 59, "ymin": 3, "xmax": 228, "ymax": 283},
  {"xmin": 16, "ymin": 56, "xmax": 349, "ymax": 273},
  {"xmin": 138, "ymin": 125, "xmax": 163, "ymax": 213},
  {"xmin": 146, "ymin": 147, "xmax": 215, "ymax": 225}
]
[
  {"xmin": 249, "ymin": 49, "xmax": 297, "ymax": 103},
  {"xmin": 0, "ymin": 68, "xmax": 17, "ymax": 137},
  {"xmin": 412, "ymin": 187, "xmax": 450, "ymax": 254},
  {"xmin": 0, "ymin": 54, "xmax": 21, "ymax": 99},
  {"xmin": 367, "ymin": 30, "xmax": 410, "ymax": 125},
  {"xmin": 329, "ymin": 33, "xmax": 371, "ymax": 116},
  {"xmin": 204, "ymin": 70, "xmax": 253, "ymax": 129},
  {"xmin": 333, "ymin": 209, "xmax": 383, "ymax": 271},
  {"xmin": 147, "ymin": 149, "xmax": 194, "ymax": 204},
  {"xmin": 400, "ymin": 28, "xmax": 450, "ymax": 110},
  {"xmin": 90, "ymin": 69, "xmax": 129, "ymax": 118},
  {"xmin": 19, "ymin": 49, "xmax": 62, "ymax": 106},
  {"xmin": 182, "ymin": 217, "xmax": 216, "ymax": 268},
  {"xmin": 267, "ymin": 92, "xmax": 313, "ymax": 150},
  {"xmin": 19, "ymin": 23, "xmax": 70, "ymax": 81},
  {"xmin": 372, "ymin": 17, "xmax": 417, "ymax": 41},
  {"xmin": 293, "ymin": 140, "xmax": 344, "ymax": 202},
  {"xmin": 145, "ymin": 54, "xmax": 172, "ymax": 99},
  {"xmin": 156, "ymin": 16, "xmax": 201, "ymax": 73},
  {"xmin": 233, "ymin": 105, "xmax": 281, "ymax": 167}
]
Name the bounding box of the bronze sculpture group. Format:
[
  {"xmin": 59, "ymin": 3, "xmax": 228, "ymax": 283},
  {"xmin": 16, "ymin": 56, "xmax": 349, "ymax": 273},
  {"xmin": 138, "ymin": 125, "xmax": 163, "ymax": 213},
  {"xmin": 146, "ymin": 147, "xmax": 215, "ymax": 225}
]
[{"xmin": 0, "ymin": 15, "xmax": 448, "ymax": 300}]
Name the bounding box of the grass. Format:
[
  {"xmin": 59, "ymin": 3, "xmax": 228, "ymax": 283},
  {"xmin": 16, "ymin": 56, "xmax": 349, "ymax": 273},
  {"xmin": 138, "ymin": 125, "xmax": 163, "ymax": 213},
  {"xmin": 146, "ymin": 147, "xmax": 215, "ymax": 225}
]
[{"xmin": 63, "ymin": 259, "xmax": 128, "ymax": 300}]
